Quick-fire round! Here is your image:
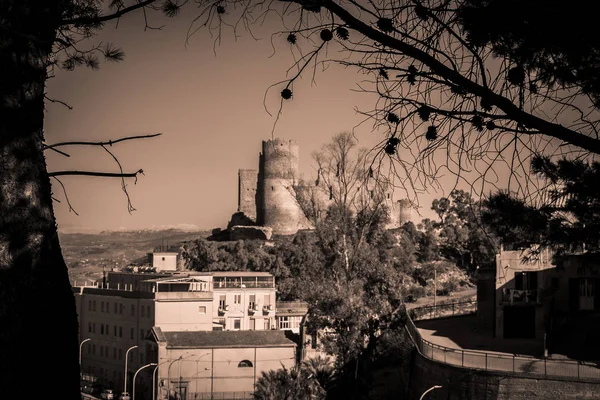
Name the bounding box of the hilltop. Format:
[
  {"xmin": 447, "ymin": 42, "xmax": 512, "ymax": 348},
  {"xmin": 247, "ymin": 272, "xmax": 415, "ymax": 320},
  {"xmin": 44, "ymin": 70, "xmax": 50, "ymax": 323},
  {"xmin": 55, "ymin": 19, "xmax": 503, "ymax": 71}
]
[{"xmin": 60, "ymin": 228, "xmax": 210, "ymax": 284}]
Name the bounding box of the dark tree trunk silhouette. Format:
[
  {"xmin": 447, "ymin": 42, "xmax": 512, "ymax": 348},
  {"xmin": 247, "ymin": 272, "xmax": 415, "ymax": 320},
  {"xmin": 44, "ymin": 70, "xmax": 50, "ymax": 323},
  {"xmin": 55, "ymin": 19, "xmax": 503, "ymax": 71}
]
[{"xmin": 0, "ymin": 1, "xmax": 80, "ymax": 398}]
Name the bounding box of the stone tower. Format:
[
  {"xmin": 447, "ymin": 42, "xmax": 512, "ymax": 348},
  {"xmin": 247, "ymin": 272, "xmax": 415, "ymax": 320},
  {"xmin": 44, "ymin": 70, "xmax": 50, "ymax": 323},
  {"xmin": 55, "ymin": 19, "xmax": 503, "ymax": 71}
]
[
  {"xmin": 237, "ymin": 169, "xmax": 258, "ymax": 222},
  {"xmin": 258, "ymin": 138, "xmax": 311, "ymax": 235}
]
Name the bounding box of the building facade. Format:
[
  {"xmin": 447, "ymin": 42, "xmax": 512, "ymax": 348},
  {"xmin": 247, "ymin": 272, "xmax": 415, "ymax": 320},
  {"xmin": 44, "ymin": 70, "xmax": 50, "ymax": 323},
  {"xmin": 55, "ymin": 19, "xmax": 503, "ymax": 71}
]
[
  {"xmin": 477, "ymin": 247, "xmax": 600, "ymax": 357},
  {"xmin": 74, "ymin": 270, "xmax": 296, "ymax": 400}
]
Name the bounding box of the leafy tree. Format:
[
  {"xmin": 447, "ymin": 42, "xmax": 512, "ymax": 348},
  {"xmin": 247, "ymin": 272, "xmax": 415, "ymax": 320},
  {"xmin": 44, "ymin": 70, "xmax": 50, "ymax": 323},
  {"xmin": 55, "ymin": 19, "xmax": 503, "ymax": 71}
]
[
  {"xmin": 253, "ymin": 364, "xmax": 326, "ymax": 400},
  {"xmin": 432, "ymin": 190, "xmax": 496, "ymax": 271},
  {"xmin": 482, "ymin": 156, "xmax": 600, "ymax": 255}
]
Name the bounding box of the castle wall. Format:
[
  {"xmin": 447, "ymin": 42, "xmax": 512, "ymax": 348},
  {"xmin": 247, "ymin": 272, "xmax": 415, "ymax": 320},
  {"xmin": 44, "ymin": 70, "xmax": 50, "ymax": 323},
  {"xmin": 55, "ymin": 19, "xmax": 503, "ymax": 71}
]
[
  {"xmin": 259, "ymin": 139, "xmax": 310, "ymax": 235},
  {"xmin": 238, "ymin": 169, "xmax": 257, "ymax": 222}
]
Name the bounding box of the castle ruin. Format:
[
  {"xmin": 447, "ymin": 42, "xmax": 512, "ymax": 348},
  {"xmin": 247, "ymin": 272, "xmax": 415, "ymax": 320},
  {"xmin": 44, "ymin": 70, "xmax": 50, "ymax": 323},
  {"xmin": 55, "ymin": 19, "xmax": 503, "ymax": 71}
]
[{"xmin": 228, "ymin": 138, "xmax": 411, "ymax": 238}]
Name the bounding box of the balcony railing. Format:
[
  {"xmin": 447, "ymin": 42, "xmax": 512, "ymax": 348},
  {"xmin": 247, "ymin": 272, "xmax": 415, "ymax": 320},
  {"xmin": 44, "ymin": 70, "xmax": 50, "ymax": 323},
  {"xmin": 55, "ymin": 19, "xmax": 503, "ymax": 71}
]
[
  {"xmin": 213, "ymin": 277, "xmax": 275, "ymax": 289},
  {"xmin": 501, "ymin": 288, "xmax": 540, "ymax": 305}
]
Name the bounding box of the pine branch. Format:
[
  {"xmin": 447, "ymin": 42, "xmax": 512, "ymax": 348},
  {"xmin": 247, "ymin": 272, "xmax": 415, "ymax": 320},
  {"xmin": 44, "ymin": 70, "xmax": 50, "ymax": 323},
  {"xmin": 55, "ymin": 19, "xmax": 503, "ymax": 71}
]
[{"xmin": 61, "ymin": 0, "xmax": 159, "ymax": 26}]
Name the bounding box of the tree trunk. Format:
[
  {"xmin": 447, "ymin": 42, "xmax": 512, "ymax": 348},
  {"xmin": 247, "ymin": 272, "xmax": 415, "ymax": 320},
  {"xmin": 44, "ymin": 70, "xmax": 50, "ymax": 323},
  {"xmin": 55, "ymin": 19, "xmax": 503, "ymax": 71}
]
[{"xmin": 0, "ymin": 1, "xmax": 81, "ymax": 398}]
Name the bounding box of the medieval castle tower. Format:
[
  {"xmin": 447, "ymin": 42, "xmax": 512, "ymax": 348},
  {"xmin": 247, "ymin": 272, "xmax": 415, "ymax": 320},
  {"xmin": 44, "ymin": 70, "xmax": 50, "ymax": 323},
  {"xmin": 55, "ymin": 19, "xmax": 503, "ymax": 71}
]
[
  {"xmin": 231, "ymin": 138, "xmax": 411, "ymax": 237},
  {"xmin": 235, "ymin": 138, "xmax": 311, "ymax": 236}
]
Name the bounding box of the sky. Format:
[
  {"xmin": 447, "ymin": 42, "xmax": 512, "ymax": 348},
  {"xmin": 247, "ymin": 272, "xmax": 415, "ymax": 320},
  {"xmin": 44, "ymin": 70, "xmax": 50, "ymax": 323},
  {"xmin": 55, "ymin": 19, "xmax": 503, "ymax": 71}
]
[{"xmin": 45, "ymin": 6, "xmax": 457, "ymax": 233}]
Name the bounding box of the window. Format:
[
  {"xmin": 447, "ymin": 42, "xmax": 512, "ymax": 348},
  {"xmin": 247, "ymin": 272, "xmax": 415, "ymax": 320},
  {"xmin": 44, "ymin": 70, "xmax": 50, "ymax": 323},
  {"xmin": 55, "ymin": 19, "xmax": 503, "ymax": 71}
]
[
  {"xmin": 92, "ymin": 345, "xmax": 96, "ymax": 355},
  {"xmin": 219, "ymin": 295, "xmax": 226, "ymax": 309},
  {"xmin": 279, "ymin": 316, "xmax": 290, "ymax": 329},
  {"xmin": 248, "ymin": 295, "xmax": 256, "ymax": 310},
  {"xmin": 264, "ymin": 318, "xmax": 270, "ymax": 330},
  {"xmin": 249, "ymin": 319, "xmax": 255, "ymax": 330},
  {"xmin": 120, "ymin": 304, "xmax": 123, "ymax": 315},
  {"xmin": 93, "ymin": 301, "xmax": 96, "ymax": 311},
  {"xmin": 198, "ymin": 306, "xmax": 207, "ymax": 314},
  {"xmin": 130, "ymin": 328, "xmax": 135, "ymax": 340},
  {"xmin": 140, "ymin": 329, "xmax": 144, "ymax": 340},
  {"xmin": 263, "ymin": 294, "xmax": 271, "ymax": 306},
  {"xmin": 114, "ymin": 326, "xmax": 117, "ymax": 337},
  {"xmin": 141, "ymin": 305, "xmax": 145, "ymax": 318},
  {"xmin": 119, "ymin": 326, "xmax": 123, "ymax": 338},
  {"xmin": 114, "ymin": 302, "xmax": 118, "ymax": 314},
  {"xmin": 162, "ymin": 257, "xmax": 165, "ymax": 261},
  {"xmin": 131, "ymin": 304, "xmax": 135, "ymax": 317},
  {"xmin": 106, "ymin": 301, "xmax": 110, "ymax": 314},
  {"xmin": 118, "ymin": 349, "xmax": 122, "ymax": 361},
  {"xmin": 105, "ymin": 324, "xmax": 109, "ymax": 335},
  {"xmin": 101, "ymin": 301, "xmax": 105, "ymax": 313},
  {"xmin": 88, "ymin": 322, "xmax": 92, "ymax": 333},
  {"xmin": 113, "ymin": 348, "xmax": 117, "ymax": 359},
  {"xmin": 234, "ymin": 295, "xmax": 241, "ymax": 304},
  {"xmin": 88, "ymin": 301, "xmax": 92, "ymax": 311},
  {"xmin": 92, "ymin": 323, "xmax": 96, "ymax": 333},
  {"xmin": 234, "ymin": 319, "xmax": 241, "ymax": 330},
  {"xmin": 100, "ymin": 346, "xmax": 104, "ymax": 357},
  {"xmin": 100, "ymin": 324, "xmax": 104, "ymax": 335},
  {"xmin": 238, "ymin": 360, "xmax": 253, "ymax": 368}
]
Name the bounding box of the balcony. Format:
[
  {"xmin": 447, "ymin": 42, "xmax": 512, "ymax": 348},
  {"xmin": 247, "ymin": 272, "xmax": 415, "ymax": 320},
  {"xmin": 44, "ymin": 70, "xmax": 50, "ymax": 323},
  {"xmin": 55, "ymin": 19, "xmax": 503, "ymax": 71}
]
[
  {"xmin": 218, "ymin": 304, "xmax": 229, "ymax": 315},
  {"xmin": 501, "ymin": 289, "xmax": 540, "ymax": 305},
  {"xmin": 262, "ymin": 304, "xmax": 274, "ymax": 315},
  {"xmin": 248, "ymin": 304, "xmax": 260, "ymax": 314}
]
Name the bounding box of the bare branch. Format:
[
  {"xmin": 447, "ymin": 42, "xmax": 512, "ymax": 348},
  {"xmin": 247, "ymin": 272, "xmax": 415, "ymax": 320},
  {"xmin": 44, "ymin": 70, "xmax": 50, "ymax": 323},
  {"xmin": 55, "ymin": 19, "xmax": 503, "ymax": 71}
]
[
  {"xmin": 48, "ymin": 170, "xmax": 144, "ymax": 178},
  {"xmin": 51, "ymin": 177, "xmax": 79, "ymax": 215},
  {"xmin": 43, "ymin": 133, "xmax": 162, "ymax": 151}
]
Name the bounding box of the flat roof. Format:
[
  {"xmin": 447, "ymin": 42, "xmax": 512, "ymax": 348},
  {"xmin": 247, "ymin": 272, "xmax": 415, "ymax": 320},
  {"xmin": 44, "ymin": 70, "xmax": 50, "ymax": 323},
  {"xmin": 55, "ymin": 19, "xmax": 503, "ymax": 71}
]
[
  {"xmin": 159, "ymin": 329, "xmax": 296, "ymax": 348},
  {"xmin": 212, "ymin": 272, "xmax": 272, "ymax": 277}
]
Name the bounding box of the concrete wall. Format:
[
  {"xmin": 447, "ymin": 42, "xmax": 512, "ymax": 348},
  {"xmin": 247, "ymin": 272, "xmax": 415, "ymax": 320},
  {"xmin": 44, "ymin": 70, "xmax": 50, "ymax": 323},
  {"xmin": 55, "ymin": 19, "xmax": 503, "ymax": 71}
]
[
  {"xmin": 156, "ymin": 346, "xmax": 296, "ymax": 399},
  {"xmin": 238, "ymin": 169, "xmax": 258, "ymax": 222},
  {"xmin": 154, "ymin": 298, "xmax": 214, "ymax": 332},
  {"xmin": 152, "ymin": 253, "xmax": 178, "ymax": 272},
  {"xmin": 409, "ymin": 351, "xmax": 600, "ymax": 400}
]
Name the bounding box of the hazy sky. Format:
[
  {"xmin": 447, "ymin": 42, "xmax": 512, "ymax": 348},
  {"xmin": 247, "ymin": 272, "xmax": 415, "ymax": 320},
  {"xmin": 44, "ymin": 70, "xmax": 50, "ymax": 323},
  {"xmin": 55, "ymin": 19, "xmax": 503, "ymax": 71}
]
[{"xmin": 45, "ymin": 7, "xmax": 454, "ymax": 233}]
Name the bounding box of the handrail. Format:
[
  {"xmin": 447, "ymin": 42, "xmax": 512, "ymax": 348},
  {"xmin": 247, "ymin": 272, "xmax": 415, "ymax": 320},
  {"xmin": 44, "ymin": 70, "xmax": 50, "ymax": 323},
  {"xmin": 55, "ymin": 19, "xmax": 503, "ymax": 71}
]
[{"xmin": 404, "ymin": 301, "xmax": 600, "ymax": 381}]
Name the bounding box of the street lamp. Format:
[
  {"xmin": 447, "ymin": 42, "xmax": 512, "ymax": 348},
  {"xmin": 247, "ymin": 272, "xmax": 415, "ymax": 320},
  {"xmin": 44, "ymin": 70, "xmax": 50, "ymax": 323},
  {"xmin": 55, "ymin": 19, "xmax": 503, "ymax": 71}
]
[
  {"xmin": 132, "ymin": 362, "xmax": 157, "ymax": 400},
  {"xmin": 420, "ymin": 385, "xmax": 442, "ymax": 400},
  {"xmin": 124, "ymin": 345, "xmax": 139, "ymax": 395},
  {"xmin": 152, "ymin": 360, "xmax": 171, "ymax": 400},
  {"xmin": 79, "ymin": 338, "xmax": 91, "ymax": 378},
  {"xmin": 168, "ymin": 353, "xmax": 194, "ymax": 399}
]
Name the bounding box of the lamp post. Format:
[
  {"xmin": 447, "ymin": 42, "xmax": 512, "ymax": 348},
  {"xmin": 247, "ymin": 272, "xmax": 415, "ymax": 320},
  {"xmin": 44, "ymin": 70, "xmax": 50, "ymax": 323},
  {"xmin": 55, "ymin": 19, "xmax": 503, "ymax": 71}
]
[
  {"xmin": 419, "ymin": 385, "xmax": 442, "ymax": 400},
  {"xmin": 132, "ymin": 362, "xmax": 157, "ymax": 400},
  {"xmin": 79, "ymin": 338, "xmax": 91, "ymax": 378},
  {"xmin": 124, "ymin": 345, "xmax": 139, "ymax": 395},
  {"xmin": 152, "ymin": 360, "xmax": 171, "ymax": 400}
]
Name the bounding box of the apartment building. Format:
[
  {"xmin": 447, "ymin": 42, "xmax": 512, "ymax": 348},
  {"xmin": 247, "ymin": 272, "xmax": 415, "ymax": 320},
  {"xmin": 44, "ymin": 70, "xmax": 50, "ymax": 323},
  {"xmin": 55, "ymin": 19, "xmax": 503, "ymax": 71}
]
[{"xmin": 74, "ymin": 269, "xmax": 295, "ymax": 400}]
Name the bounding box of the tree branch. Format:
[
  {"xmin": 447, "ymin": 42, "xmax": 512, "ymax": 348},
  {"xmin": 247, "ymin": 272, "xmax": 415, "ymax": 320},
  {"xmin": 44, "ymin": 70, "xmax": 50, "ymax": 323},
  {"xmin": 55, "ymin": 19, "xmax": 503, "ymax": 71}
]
[
  {"xmin": 60, "ymin": 0, "xmax": 159, "ymax": 27},
  {"xmin": 48, "ymin": 170, "xmax": 144, "ymax": 178},
  {"xmin": 43, "ymin": 133, "xmax": 162, "ymax": 150},
  {"xmin": 316, "ymin": 0, "xmax": 600, "ymax": 155}
]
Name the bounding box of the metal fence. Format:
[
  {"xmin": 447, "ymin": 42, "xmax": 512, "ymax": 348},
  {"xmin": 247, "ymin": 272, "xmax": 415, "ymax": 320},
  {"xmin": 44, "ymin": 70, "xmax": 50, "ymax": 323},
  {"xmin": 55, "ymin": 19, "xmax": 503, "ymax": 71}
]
[
  {"xmin": 404, "ymin": 302, "xmax": 600, "ymax": 381},
  {"xmin": 408, "ymin": 300, "xmax": 477, "ymax": 321}
]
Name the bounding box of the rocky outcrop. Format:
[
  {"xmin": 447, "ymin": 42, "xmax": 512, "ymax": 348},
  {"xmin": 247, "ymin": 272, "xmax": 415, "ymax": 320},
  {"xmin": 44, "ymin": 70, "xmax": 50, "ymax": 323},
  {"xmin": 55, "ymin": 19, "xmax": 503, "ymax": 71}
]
[{"xmin": 229, "ymin": 225, "xmax": 273, "ymax": 241}]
